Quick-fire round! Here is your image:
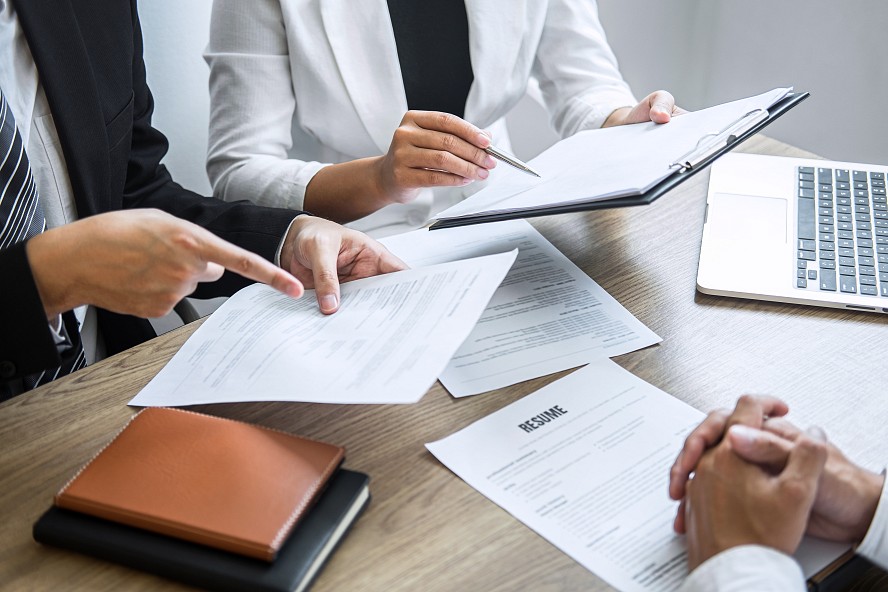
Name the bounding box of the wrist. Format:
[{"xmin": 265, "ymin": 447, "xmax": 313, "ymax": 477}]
[
  {"xmin": 369, "ymin": 155, "xmax": 394, "ymax": 206},
  {"xmin": 303, "ymin": 158, "xmax": 392, "ymax": 222},
  {"xmin": 851, "ymin": 470, "xmax": 884, "ymax": 543},
  {"xmin": 602, "ymin": 106, "xmax": 631, "ymax": 128},
  {"xmin": 699, "ymin": 533, "xmax": 793, "ymax": 570},
  {"xmin": 25, "ymin": 231, "xmax": 78, "ymax": 319},
  {"xmin": 279, "ymin": 215, "xmax": 311, "ymax": 271}
]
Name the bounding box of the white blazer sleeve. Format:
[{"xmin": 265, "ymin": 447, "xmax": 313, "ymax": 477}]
[
  {"xmin": 680, "ymin": 545, "xmax": 806, "ymax": 592},
  {"xmin": 531, "ymin": 0, "xmax": 637, "ymax": 137},
  {"xmin": 204, "ymin": 0, "xmax": 326, "ymax": 209}
]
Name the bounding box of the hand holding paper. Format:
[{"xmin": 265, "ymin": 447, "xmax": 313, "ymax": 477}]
[
  {"xmin": 280, "ymin": 216, "xmax": 408, "ymax": 314},
  {"xmin": 432, "ymin": 88, "xmax": 803, "ymax": 228},
  {"xmin": 131, "ymin": 251, "xmax": 517, "ymax": 406}
]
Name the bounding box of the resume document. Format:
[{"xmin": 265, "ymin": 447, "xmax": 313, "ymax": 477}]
[
  {"xmin": 427, "ymin": 360, "xmax": 849, "ymax": 591},
  {"xmin": 381, "ymin": 220, "xmax": 660, "ymax": 396}
]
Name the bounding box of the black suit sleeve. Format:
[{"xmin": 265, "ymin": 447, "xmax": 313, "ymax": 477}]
[
  {"xmin": 1, "ymin": 0, "xmax": 315, "ymax": 393},
  {"xmin": 121, "ymin": 0, "xmax": 306, "ymax": 299},
  {"xmin": 0, "ymin": 241, "xmax": 61, "ymax": 382}
]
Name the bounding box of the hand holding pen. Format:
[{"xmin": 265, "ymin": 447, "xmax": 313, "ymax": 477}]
[{"xmin": 375, "ymin": 110, "xmax": 540, "ymax": 207}]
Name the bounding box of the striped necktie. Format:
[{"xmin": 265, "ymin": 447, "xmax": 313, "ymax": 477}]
[{"xmin": 0, "ymin": 88, "xmax": 86, "ymax": 390}]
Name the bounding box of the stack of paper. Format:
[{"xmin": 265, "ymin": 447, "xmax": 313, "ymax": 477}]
[
  {"xmin": 435, "ymin": 87, "xmax": 793, "ymax": 221},
  {"xmin": 381, "ymin": 220, "xmax": 660, "ymax": 397}
]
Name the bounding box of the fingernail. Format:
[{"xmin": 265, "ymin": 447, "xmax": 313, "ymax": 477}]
[
  {"xmin": 729, "ymin": 424, "xmax": 759, "ymax": 446},
  {"xmin": 461, "ymin": 178, "xmax": 474, "ymax": 185},
  {"xmin": 484, "ymin": 155, "xmax": 497, "ymax": 168},
  {"xmin": 805, "ymin": 425, "xmax": 827, "ymax": 442},
  {"xmin": 476, "ymin": 133, "xmax": 490, "ymax": 146},
  {"xmin": 320, "ymin": 294, "xmax": 338, "ymax": 313},
  {"xmin": 280, "ymin": 277, "xmax": 303, "ymax": 297},
  {"xmin": 477, "ymin": 169, "xmax": 489, "ymax": 180}
]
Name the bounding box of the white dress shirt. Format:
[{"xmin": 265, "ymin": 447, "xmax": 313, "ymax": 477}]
[
  {"xmin": 0, "ymin": 0, "xmax": 102, "ymax": 363},
  {"xmin": 204, "ymin": 0, "xmax": 636, "ymax": 237},
  {"xmin": 681, "ymin": 469, "xmax": 888, "ymax": 591}
]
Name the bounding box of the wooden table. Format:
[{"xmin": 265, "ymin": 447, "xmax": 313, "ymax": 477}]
[{"xmin": 3, "ymin": 136, "xmax": 887, "ymax": 591}]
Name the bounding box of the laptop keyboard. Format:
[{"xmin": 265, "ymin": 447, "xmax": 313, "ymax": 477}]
[{"xmin": 797, "ymin": 166, "xmax": 887, "ymax": 297}]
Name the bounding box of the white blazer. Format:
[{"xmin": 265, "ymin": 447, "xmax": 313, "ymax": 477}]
[{"xmin": 205, "ymin": 0, "xmax": 636, "ymax": 237}]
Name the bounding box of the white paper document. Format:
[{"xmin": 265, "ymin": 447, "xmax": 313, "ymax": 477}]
[
  {"xmin": 130, "ymin": 251, "xmax": 517, "ymax": 406},
  {"xmin": 435, "ymin": 88, "xmax": 792, "ymax": 221},
  {"xmin": 381, "ymin": 220, "xmax": 661, "ymax": 397},
  {"xmin": 426, "ymin": 359, "xmax": 849, "ymax": 591}
]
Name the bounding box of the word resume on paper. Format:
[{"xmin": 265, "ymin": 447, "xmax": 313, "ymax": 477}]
[{"xmin": 427, "ymin": 359, "xmax": 851, "ymax": 591}]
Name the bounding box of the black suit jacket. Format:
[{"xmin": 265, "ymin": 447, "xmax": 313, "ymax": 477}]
[{"xmin": 0, "ymin": 0, "xmax": 304, "ymax": 394}]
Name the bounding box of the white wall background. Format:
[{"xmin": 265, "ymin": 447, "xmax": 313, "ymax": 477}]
[
  {"xmin": 139, "ymin": 0, "xmax": 888, "ymax": 328},
  {"xmin": 140, "ymin": 1, "xmax": 214, "ymax": 195}
]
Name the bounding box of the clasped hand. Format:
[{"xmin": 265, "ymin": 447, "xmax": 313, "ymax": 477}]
[{"xmin": 669, "ymin": 395, "xmax": 884, "ymax": 570}]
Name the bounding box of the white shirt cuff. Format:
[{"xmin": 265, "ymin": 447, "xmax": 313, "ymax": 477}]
[
  {"xmin": 680, "ymin": 545, "xmax": 805, "ymax": 592},
  {"xmin": 570, "ymin": 89, "xmax": 639, "ymax": 132},
  {"xmin": 47, "ymin": 314, "xmax": 67, "ymax": 345},
  {"xmin": 856, "ymin": 468, "xmax": 888, "ymax": 570},
  {"xmin": 48, "ymin": 314, "xmax": 76, "ymax": 355},
  {"xmin": 274, "ymin": 214, "xmax": 307, "ymax": 267}
]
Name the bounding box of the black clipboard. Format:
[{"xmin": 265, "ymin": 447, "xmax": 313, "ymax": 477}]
[{"xmin": 429, "ymin": 91, "xmax": 810, "ymax": 230}]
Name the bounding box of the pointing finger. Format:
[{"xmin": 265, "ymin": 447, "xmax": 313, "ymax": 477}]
[
  {"xmin": 194, "ymin": 227, "xmax": 304, "ymax": 298},
  {"xmin": 195, "ymin": 261, "xmax": 226, "ymax": 283}
]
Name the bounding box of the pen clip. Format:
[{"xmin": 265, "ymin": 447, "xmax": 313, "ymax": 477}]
[{"xmin": 669, "ymin": 108, "xmax": 769, "ymax": 171}]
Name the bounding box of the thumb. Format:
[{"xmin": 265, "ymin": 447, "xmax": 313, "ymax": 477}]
[
  {"xmin": 728, "ymin": 424, "xmax": 793, "ymax": 469},
  {"xmin": 304, "ymin": 239, "xmax": 342, "ymax": 314},
  {"xmin": 313, "ymin": 266, "xmax": 341, "ymax": 315},
  {"xmin": 648, "ymin": 90, "xmax": 676, "ymax": 124},
  {"xmin": 195, "ymin": 261, "xmax": 226, "ymax": 283}
]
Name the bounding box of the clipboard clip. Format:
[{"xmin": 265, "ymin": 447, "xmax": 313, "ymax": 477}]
[{"xmin": 669, "ymin": 108, "xmax": 769, "ymax": 171}]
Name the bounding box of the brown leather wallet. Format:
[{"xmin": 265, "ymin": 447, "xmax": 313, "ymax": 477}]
[{"xmin": 55, "ymin": 407, "xmax": 344, "ymax": 561}]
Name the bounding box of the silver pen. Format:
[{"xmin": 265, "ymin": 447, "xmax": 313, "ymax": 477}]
[{"xmin": 484, "ymin": 144, "xmax": 541, "ymax": 178}]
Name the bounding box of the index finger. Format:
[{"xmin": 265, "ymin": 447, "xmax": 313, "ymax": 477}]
[
  {"xmin": 669, "ymin": 409, "xmax": 729, "ymax": 500},
  {"xmin": 780, "ymin": 428, "xmax": 828, "ymax": 485},
  {"xmin": 725, "ymin": 395, "xmax": 789, "ymax": 432},
  {"xmin": 727, "ymin": 425, "xmax": 794, "ymax": 472},
  {"xmin": 762, "ymin": 417, "xmax": 804, "ymax": 442},
  {"xmin": 411, "ymin": 111, "xmax": 490, "ymax": 149},
  {"xmin": 195, "ymin": 228, "xmax": 304, "ymax": 297}
]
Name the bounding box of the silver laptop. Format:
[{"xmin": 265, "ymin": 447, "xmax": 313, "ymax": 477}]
[{"xmin": 698, "ymin": 152, "xmax": 888, "ymax": 314}]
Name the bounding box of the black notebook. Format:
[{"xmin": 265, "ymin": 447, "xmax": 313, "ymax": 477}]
[
  {"xmin": 429, "ymin": 89, "xmax": 809, "ymax": 230},
  {"xmin": 34, "ymin": 469, "xmax": 370, "ymax": 592}
]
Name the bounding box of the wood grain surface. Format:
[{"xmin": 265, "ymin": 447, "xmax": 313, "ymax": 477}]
[{"xmin": 2, "ymin": 136, "xmax": 886, "ymax": 591}]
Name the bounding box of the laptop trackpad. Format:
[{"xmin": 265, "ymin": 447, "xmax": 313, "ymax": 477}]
[{"xmin": 709, "ymin": 193, "xmax": 787, "ymax": 244}]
